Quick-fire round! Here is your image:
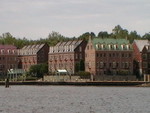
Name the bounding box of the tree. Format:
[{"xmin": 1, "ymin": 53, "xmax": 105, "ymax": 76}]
[
  {"xmin": 128, "ymin": 31, "xmax": 141, "ymax": 43},
  {"xmin": 29, "ymin": 63, "xmax": 48, "ymax": 78},
  {"xmin": 79, "ymin": 60, "xmax": 85, "ymax": 71},
  {"xmin": 78, "ymin": 32, "xmax": 95, "ymax": 40},
  {"xmin": 75, "ymin": 62, "xmax": 80, "ymax": 72},
  {"xmin": 98, "ymin": 31, "xmax": 109, "ymax": 38},
  {"xmin": 111, "ymin": 25, "xmax": 128, "ymax": 39},
  {"xmin": 112, "ymin": 25, "xmax": 122, "ymax": 35},
  {"xmin": 143, "ymin": 32, "xmax": 150, "ymax": 40}
]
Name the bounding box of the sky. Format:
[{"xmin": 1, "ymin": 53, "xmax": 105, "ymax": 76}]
[{"xmin": 0, "ymin": 0, "xmax": 150, "ymax": 39}]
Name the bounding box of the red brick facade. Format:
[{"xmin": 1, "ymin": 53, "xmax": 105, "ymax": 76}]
[
  {"xmin": 85, "ymin": 37, "xmax": 133, "ymax": 78},
  {"xmin": 132, "ymin": 40, "xmax": 150, "ymax": 76},
  {"xmin": 18, "ymin": 44, "xmax": 49, "ymax": 71},
  {"xmin": 0, "ymin": 45, "xmax": 18, "ymax": 75},
  {"xmin": 141, "ymin": 45, "xmax": 150, "ymax": 74},
  {"xmin": 48, "ymin": 40, "xmax": 87, "ymax": 74}
]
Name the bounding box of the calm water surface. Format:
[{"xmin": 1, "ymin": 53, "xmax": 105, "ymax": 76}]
[{"xmin": 0, "ymin": 86, "xmax": 150, "ymax": 113}]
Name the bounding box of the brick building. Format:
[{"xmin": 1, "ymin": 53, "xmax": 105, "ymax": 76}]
[
  {"xmin": 85, "ymin": 37, "xmax": 133, "ymax": 79},
  {"xmin": 48, "ymin": 40, "xmax": 87, "ymax": 74},
  {"xmin": 132, "ymin": 40, "xmax": 150, "ymax": 76},
  {"xmin": 142, "ymin": 45, "xmax": 150, "ymax": 74},
  {"xmin": 0, "ymin": 45, "xmax": 18, "ymax": 75},
  {"xmin": 18, "ymin": 44, "xmax": 49, "ymax": 71}
]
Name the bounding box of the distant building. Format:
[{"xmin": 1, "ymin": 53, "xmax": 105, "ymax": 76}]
[
  {"xmin": 85, "ymin": 37, "xmax": 133, "ymax": 79},
  {"xmin": 133, "ymin": 40, "xmax": 150, "ymax": 76},
  {"xmin": 142, "ymin": 45, "xmax": 150, "ymax": 74},
  {"xmin": 18, "ymin": 44, "xmax": 49, "ymax": 71},
  {"xmin": 48, "ymin": 40, "xmax": 87, "ymax": 74},
  {"xmin": 0, "ymin": 45, "xmax": 18, "ymax": 75}
]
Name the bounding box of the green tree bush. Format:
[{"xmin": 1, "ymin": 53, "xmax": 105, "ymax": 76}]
[
  {"xmin": 78, "ymin": 71, "xmax": 91, "ymax": 79},
  {"xmin": 29, "ymin": 63, "xmax": 48, "ymax": 78}
]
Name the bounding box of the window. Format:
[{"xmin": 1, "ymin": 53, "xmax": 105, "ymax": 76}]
[
  {"xmin": 76, "ymin": 54, "xmax": 78, "ymax": 59},
  {"xmin": 79, "ymin": 46, "xmax": 82, "ymax": 52},
  {"xmin": 100, "ymin": 62, "xmax": 104, "ymax": 68},
  {"xmin": 129, "ymin": 53, "xmax": 131, "ymax": 57},
  {"xmin": 100, "ymin": 54, "xmax": 102, "ymax": 57},
  {"xmin": 125, "ymin": 62, "xmax": 129, "ymax": 68},
  {"xmin": 96, "ymin": 53, "xmax": 99, "ymax": 57},
  {"xmin": 113, "ymin": 53, "xmax": 115, "ymax": 57},
  {"xmin": 96, "ymin": 62, "xmax": 99, "ymax": 68},
  {"xmin": 91, "ymin": 45, "xmax": 93, "ymax": 49},
  {"xmin": 142, "ymin": 54, "xmax": 147, "ymax": 60},
  {"xmin": 116, "ymin": 62, "xmax": 119, "ymax": 67},
  {"xmin": 143, "ymin": 62, "xmax": 148, "ymax": 68},
  {"xmin": 115, "ymin": 44, "xmax": 118, "ymax": 50},
  {"xmin": 112, "ymin": 62, "xmax": 116, "ymax": 68},
  {"xmin": 109, "ymin": 63, "xmax": 112, "ymax": 67},
  {"xmin": 1, "ymin": 49, "xmax": 4, "ymax": 54},
  {"xmin": 103, "ymin": 45, "xmax": 105, "ymax": 49},
  {"xmin": 80, "ymin": 54, "xmax": 82, "ymax": 59},
  {"xmin": 110, "ymin": 45, "xmax": 113, "ymax": 49},
  {"xmin": 96, "ymin": 44, "xmax": 99, "ymax": 49},
  {"xmin": 104, "ymin": 63, "xmax": 106, "ymax": 67},
  {"xmin": 116, "ymin": 53, "xmax": 119, "ymax": 57},
  {"xmin": 109, "ymin": 53, "xmax": 111, "ymax": 57},
  {"xmin": 87, "ymin": 45, "xmax": 89, "ymax": 50},
  {"xmin": 103, "ymin": 53, "xmax": 106, "ymax": 57}
]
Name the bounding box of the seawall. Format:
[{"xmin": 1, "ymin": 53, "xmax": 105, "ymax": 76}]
[{"xmin": 0, "ymin": 81, "xmax": 147, "ymax": 86}]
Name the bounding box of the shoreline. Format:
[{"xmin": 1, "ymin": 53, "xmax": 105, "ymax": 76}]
[{"xmin": 0, "ymin": 81, "xmax": 149, "ymax": 87}]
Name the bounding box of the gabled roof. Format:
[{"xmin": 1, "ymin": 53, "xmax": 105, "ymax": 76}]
[
  {"xmin": 142, "ymin": 45, "xmax": 150, "ymax": 52},
  {"xmin": 18, "ymin": 44, "xmax": 46, "ymax": 55},
  {"xmin": 21, "ymin": 44, "xmax": 45, "ymax": 50},
  {"xmin": 134, "ymin": 40, "xmax": 150, "ymax": 52},
  {"xmin": 49, "ymin": 40, "xmax": 84, "ymax": 53}
]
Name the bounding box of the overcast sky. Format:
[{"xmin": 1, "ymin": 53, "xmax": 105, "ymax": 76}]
[{"xmin": 0, "ymin": 0, "xmax": 150, "ymax": 39}]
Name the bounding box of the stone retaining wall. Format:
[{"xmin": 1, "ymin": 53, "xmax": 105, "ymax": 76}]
[
  {"xmin": 95, "ymin": 75, "xmax": 137, "ymax": 81},
  {"xmin": 44, "ymin": 75, "xmax": 90, "ymax": 82}
]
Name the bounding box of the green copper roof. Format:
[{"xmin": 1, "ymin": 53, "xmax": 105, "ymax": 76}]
[{"xmin": 92, "ymin": 38, "xmax": 132, "ymax": 51}]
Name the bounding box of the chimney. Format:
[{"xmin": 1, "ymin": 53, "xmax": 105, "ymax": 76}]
[{"xmin": 88, "ymin": 35, "xmax": 92, "ymax": 42}]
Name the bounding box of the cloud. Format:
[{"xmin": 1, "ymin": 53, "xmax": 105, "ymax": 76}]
[{"xmin": 0, "ymin": 0, "xmax": 150, "ymax": 39}]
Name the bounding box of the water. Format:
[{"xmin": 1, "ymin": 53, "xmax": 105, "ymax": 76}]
[{"xmin": 0, "ymin": 86, "xmax": 150, "ymax": 113}]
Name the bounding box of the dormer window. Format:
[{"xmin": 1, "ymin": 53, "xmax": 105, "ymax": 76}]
[
  {"xmin": 103, "ymin": 45, "xmax": 105, "ymax": 49},
  {"xmin": 101, "ymin": 44, "xmax": 103, "ymax": 49},
  {"xmin": 123, "ymin": 45, "xmax": 125, "ymax": 50},
  {"xmin": 7, "ymin": 49, "xmax": 11, "ymax": 54},
  {"xmin": 1, "ymin": 49, "xmax": 4, "ymax": 54},
  {"xmin": 128, "ymin": 45, "xmax": 131, "ymax": 50},
  {"xmin": 12, "ymin": 50, "xmax": 16, "ymax": 54},
  {"xmin": 114, "ymin": 44, "xmax": 118, "ymax": 50},
  {"xmin": 121, "ymin": 44, "xmax": 125, "ymax": 50},
  {"xmin": 66, "ymin": 46, "xmax": 68, "ymax": 52},
  {"xmin": 109, "ymin": 44, "xmax": 113, "ymax": 50},
  {"xmin": 96, "ymin": 44, "xmax": 101, "ymax": 49},
  {"xmin": 96, "ymin": 44, "xmax": 98, "ymax": 49},
  {"xmin": 110, "ymin": 45, "xmax": 113, "ymax": 50},
  {"xmin": 116, "ymin": 45, "xmax": 118, "ymax": 49},
  {"xmin": 126, "ymin": 45, "xmax": 129, "ymax": 50}
]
